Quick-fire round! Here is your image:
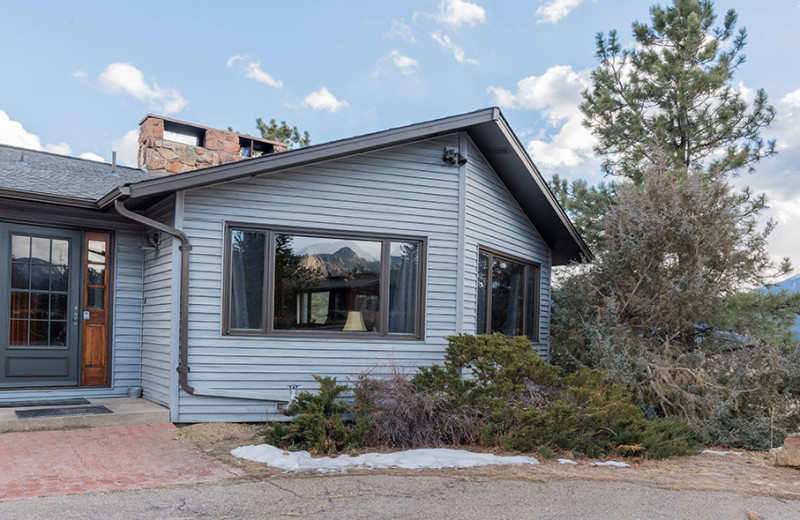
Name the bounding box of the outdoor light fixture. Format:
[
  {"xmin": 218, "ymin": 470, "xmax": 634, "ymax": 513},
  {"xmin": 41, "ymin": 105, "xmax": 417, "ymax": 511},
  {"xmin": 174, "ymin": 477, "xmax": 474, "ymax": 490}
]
[{"xmin": 442, "ymin": 147, "xmax": 468, "ymax": 167}]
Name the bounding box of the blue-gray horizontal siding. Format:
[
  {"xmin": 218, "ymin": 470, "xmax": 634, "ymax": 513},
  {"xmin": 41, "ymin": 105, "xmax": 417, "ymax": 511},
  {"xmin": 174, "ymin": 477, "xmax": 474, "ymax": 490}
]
[
  {"xmin": 177, "ymin": 136, "xmax": 461, "ymax": 422},
  {"xmin": 140, "ymin": 199, "xmax": 174, "ymax": 406},
  {"xmin": 463, "ymin": 138, "xmax": 552, "ymax": 360},
  {"xmin": 0, "ymin": 228, "xmax": 144, "ymax": 402}
]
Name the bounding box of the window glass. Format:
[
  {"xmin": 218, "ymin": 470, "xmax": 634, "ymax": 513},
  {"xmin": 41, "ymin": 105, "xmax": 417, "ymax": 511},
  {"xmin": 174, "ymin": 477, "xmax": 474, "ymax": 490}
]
[
  {"xmin": 477, "ymin": 249, "xmax": 540, "ymax": 340},
  {"xmin": 389, "ymin": 241, "xmax": 419, "ymax": 334},
  {"xmin": 230, "ymin": 230, "xmax": 266, "ymax": 330},
  {"xmin": 273, "ymin": 234, "xmax": 381, "ymax": 332},
  {"xmin": 491, "ymin": 257, "xmax": 525, "ymax": 337}
]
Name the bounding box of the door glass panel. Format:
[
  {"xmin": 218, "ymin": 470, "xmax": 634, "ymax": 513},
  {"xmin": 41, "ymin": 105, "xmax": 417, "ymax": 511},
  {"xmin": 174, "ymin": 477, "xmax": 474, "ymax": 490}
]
[
  {"xmin": 51, "ymin": 239, "xmax": 69, "ymax": 266},
  {"xmin": 87, "ymin": 287, "xmax": 104, "ymax": 309},
  {"xmin": 10, "ymin": 292, "xmax": 29, "ymax": 319},
  {"xmin": 30, "ymin": 264, "xmax": 50, "ymax": 290},
  {"xmin": 50, "ymin": 322, "xmax": 67, "ymax": 346},
  {"xmin": 11, "ymin": 263, "xmax": 29, "ymax": 289},
  {"xmin": 30, "ymin": 237, "xmax": 50, "ymax": 262},
  {"xmin": 29, "ymin": 321, "xmax": 49, "ymax": 346},
  {"xmin": 87, "ymin": 240, "xmax": 106, "ymax": 263},
  {"xmin": 30, "ymin": 293, "xmax": 50, "ymax": 320},
  {"xmin": 88, "ymin": 264, "xmax": 105, "ymax": 286},
  {"xmin": 11, "ymin": 235, "xmax": 30, "ymax": 261},
  {"xmin": 9, "ymin": 320, "xmax": 28, "ymax": 345},
  {"xmin": 50, "ymin": 294, "xmax": 68, "ymax": 320},
  {"xmin": 6, "ymin": 233, "xmax": 72, "ymax": 347},
  {"xmin": 51, "ymin": 266, "xmax": 69, "ymax": 291}
]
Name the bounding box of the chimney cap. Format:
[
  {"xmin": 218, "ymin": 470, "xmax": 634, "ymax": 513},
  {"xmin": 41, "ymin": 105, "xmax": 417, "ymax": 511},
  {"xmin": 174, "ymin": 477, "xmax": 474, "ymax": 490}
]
[{"xmin": 138, "ymin": 113, "xmax": 286, "ymax": 148}]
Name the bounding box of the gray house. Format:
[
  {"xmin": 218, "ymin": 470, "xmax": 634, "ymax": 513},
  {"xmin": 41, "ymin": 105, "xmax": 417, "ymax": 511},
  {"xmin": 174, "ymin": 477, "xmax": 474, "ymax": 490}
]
[{"xmin": 0, "ymin": 108, "xmax": 590, "ymax": 422}]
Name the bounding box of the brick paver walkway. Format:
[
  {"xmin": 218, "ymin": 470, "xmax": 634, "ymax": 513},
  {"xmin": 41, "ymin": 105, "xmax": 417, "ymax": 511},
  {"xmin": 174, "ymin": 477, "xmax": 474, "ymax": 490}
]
[{"xmin": 0, "ymin": 423, "xmax": 244, "ymax": 501}]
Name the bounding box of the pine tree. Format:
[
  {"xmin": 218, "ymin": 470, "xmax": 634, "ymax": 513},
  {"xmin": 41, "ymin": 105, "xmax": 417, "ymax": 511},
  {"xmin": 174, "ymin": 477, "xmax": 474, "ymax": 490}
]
[{"xmin": 255, "ymin": 118, "xmax": 311, "ymax": 149}]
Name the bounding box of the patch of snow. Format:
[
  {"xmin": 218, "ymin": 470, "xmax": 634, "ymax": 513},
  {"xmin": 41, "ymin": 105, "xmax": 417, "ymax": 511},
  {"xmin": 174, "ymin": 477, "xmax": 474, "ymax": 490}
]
[
  {"xmin": 556, "ymin": 458, "xmax": 577, "ymax": 465},
  {"xmin": 701, "ymin": 449, "xmax": 743, "ymax": 456},
  {"xmin": 231, "ymin": 444, "xmax": 540, "ymax": 474},
  {"xmin": 590, "ymin": 461, "xmax": 630, "ymax": 468}
]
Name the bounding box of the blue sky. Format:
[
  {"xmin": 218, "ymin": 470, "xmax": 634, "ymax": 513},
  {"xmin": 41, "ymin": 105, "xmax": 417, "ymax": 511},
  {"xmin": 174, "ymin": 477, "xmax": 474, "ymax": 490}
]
[{"xmin": 1, "ymin": 0, "xmax": 799, "ymax": 269}]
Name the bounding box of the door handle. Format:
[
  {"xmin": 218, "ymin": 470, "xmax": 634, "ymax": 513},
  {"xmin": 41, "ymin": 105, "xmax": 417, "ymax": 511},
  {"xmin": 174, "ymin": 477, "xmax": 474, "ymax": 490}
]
[{"xmin": 73, "ymin": 311, "xmax": 79, "ymax": 326}]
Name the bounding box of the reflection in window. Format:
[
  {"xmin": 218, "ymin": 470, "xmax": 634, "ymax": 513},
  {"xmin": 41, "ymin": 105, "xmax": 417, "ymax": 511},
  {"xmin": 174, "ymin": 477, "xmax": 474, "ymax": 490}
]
[
  {"xmin": 274, "ymin": 234, "xmax": 381, "ymax": 332},
  {"xmin": 229, "ymin": 230, "xmax": 266, "ymax": 330},
  {"xmin": 476, "ymin": 250, "xmax": 540, "ymax": 341},
  {"xmin": 8, "ymin": 234, "xmax": 70, "ymax": 346},
  {"xmin": 226, "ymin": 227, "xmax": 424, "ymax": 337}
]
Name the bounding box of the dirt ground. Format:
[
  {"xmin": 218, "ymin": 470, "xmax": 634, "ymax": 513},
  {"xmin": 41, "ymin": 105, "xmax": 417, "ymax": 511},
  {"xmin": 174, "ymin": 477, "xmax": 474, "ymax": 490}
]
[{"xmin": 172, "ymin": 423, "xmax": 800, "ymax": 501}]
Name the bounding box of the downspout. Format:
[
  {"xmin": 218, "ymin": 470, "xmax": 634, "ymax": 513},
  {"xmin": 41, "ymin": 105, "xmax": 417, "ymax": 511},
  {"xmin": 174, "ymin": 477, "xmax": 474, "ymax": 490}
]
[
  {"xmin": 113, "ymin": 197, "xmax": 291, "ymax": 404},
  {"xmin": 113, "ymin": 199, "xmax": 195, "ymax": 394}
]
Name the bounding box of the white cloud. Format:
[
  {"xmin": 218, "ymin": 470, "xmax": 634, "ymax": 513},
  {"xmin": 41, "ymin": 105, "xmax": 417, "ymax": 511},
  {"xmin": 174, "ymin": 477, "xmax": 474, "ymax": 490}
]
[
  {"xmin": 536, "ymin": 0, "xmax": 586, "ymax": 24},
  {"xmin": 389, "ymin": 18, "xmax": 415, "ymax": 42},
  {"xmin": 226, "ymin": 54, "xmax": 246, "ymax": 67},
  {"xmin": 431, "ymin": 32, "xmax": 479, "ymax": 65},
  {"xmin": 488, "ymin": 65, "xmax": 596, "ymax": 169},
  {"xmin": 244, "ymin": 62, "xmax": 283, "ymax": 88},
  {"xmin": 436, "ymin": 0, "xmax": 486, "ymax": 29},
  {"xmin": 390, "ymin": 51, "xmax": 419, "ymax": 75},
  {"xmin": 72, "ymin": 70, "xmax": 87, "ymax": 79},
  {"xmin": 98, "ymin": 62, "xmax": 188, "ymax": 115},
  {"xmin": 0, "ymin": 110, "xmax": 45, "ymax": 150},
  {"xmin": 44, "ymin": 142, "xmax": 72, "ymax": 155},
  {"xmin": 113, "ymin": 129, "xmax": 140, "ymax": 167},
  {"xmin": 301, "ymin": 88, "xmax": 348, "ymax": 112},
  {"xmin": 79, "ymin": 152, "xmax": 104, "ymax": 163}
]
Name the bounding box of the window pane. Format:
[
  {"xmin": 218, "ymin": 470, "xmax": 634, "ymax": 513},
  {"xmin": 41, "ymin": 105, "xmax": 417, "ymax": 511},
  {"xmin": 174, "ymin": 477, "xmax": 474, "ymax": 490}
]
[
  {"xmin": 10, "ymin": 320, "xmax": 28, "ymax": 345},
  {"xmin": 389, "ymin": 241, "xmax": 419, "ymax": 334},
  {"xmin": 230, "ymin": 230, "xmax": 266, "ymax": 330},
  {"xmin": 30, "ymin": 264, "xmax": 50, "ymax": 291},
  {"xmin": 525, "ymin": 267, "xmax": 540, "ymax": 340},
  {"xmin": 10, "ymin": 292, "xmax": 29, "ymax": 319},
  {"xmin": 30, "ymin": 237, "xmax": 50, "ymax": 263},
  {"xmin": 11, "ymin": 235, "xmax": 30, "ymax": 261},
  {"xmin": 29, "ymin": 320, "xmax": 49, "ymax": 346},
  {"xmin": 51, "ymin": 293, "xmax": 68, "ymax": 320},
  {"xmin": 11, "ymin": 262, "xmax": 29, "ymax": 289},
  {"xmin": 87, "ymin": 287, "xmax": 104, "ymax": 309},
  {"xmin": 51, "ymin": 265, "xmax": 69, "ymax": 291},
  {"xmin": 87, "ymin": 240, "xmax": 106, "ymax": 263},
  {"xmin": 30, "ymin": 293, "xmax": 50, "ymax": 320},
  {"xmin": 273, "ymin": 234, "xmax": 381, "ymax": 332},
  {"xmin": 88, "ymin": 264, "xmax": 105, "ymax": 286},
  {"xmin": 477, "ymin": 252, "xmax": 489, "ymax": 334},
  {"xmin": 491, "ymin": 257, "xmax": 525, "ymax": 337},
  {"xmin": 50, "ymin": 321, "xmax": 67, "ymax": 346},
  {"xmin": 51, "ymin": 239, "xmax": 69, "ymax": 266}
]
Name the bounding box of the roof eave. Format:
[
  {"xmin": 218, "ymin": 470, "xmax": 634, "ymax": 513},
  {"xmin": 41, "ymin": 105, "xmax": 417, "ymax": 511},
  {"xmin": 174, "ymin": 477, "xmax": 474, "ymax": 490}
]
[{"xmin": 0, "ymin": 188, "xmax": 99, "ymax": 209}]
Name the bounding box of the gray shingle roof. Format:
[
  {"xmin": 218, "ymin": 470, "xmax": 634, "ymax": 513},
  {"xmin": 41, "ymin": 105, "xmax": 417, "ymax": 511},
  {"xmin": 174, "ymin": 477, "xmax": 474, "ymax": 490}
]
[{"xmin": 0, "ymin": 144, "xmax": 155, "ymax": 202}]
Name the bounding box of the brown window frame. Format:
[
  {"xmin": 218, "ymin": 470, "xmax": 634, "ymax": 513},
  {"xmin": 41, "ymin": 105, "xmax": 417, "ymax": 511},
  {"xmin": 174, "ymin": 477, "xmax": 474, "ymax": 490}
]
[
  {"xmin": 222, "ymin": 222, "xmax": 427, "ymax": 340},
  {"xmin": 477, "ymin": 246, "xmax": 541, "ymax": 342}
]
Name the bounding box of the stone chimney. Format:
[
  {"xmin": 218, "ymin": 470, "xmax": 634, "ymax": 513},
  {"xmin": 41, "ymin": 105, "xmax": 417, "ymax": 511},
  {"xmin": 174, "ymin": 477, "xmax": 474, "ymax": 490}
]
[{"xmin": 137, "ymin": 114, "xmax": 287, "ymax": 176}]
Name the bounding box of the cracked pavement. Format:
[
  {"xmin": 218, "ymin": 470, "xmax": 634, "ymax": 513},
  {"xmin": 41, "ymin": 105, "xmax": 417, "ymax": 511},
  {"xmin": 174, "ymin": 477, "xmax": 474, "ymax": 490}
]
[{"xmin": 1, "ymin": 475, "xmax": 799, "ymax": 519}]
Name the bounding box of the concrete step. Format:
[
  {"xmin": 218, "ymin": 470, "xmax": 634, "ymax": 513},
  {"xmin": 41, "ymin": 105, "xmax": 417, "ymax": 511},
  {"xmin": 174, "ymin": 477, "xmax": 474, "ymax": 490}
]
[{"xmin": 0, "ymin": 398, "xmax": 169, "ymax": 433}]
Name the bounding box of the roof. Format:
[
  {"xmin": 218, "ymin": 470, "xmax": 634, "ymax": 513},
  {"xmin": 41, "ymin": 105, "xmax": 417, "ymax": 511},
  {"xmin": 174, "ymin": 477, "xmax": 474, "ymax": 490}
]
[
  {"xmin": 115, "ymin": 107, "xmax": 592, "ymax": 264},
  {"xmin": 0, "ymin": 144, "xmax": 154, "ymax": 207}
]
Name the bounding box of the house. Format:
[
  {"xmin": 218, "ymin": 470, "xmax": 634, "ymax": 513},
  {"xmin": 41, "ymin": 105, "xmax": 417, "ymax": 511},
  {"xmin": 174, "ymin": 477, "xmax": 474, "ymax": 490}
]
[{"xmin": 0, "ymin": 108, "xmax": 591, "ymax": 422}]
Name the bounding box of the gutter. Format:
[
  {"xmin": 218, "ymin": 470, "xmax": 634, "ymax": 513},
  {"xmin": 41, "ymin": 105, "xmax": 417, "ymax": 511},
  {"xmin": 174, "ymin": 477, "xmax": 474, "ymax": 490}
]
[{"xmin": 113, "ymin": 198, "xmax": 291, "ymax": 403}]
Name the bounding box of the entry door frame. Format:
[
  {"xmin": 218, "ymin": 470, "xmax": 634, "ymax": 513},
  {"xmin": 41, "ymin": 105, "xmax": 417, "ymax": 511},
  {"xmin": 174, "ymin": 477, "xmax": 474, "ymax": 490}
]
[{"xmin": 0, "ymin": 223, "xmax": 83, "ymax": 388}]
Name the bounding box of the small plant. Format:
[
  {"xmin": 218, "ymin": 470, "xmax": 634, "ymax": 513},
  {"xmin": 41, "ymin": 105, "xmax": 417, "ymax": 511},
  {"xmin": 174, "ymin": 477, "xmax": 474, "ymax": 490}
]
[{"xmin": 261, "ymin": 375, "xmax": 368, "ymax": 455}]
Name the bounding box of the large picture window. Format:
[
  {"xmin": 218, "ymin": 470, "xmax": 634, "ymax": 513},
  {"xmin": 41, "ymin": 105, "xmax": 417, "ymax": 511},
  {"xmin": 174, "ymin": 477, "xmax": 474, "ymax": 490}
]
[
  {"xmin": 476, "ymin": 248, "xmax": 540, "ymax": 341},
  {"xmin": 225, "ymin": 224, "xmax": 425, "ymax": 339}
]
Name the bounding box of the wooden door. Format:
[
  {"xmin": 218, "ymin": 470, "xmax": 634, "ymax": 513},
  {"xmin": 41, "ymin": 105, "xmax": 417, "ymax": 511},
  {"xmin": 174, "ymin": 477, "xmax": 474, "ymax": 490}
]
[{"xmin": 81, "ymin": 232, "xmax": 110, "ymax": 386}]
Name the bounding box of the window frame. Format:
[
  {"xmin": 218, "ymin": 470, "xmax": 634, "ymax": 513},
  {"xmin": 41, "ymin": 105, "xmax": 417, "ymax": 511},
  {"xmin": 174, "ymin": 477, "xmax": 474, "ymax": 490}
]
[
  {"xmin": 477, "ymin": 246, "xmax": 541, "ymax": 342},
  {"xmin": 222, "ymin": 222, "xmax": 427, "ymax": 340}
]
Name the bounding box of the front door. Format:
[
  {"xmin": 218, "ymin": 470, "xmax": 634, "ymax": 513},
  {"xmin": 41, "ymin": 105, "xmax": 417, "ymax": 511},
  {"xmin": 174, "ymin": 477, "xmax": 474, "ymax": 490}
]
[{"xmin": 0, "ymin": 224, "xmax": 82, "ymax": 388}]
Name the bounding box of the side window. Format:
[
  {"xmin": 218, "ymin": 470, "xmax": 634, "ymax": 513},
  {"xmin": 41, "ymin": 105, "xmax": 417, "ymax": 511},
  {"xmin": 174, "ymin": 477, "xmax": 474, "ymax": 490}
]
[{"xmin": 476, "ymin": 249, "xmax": 540, "ymax": 341}]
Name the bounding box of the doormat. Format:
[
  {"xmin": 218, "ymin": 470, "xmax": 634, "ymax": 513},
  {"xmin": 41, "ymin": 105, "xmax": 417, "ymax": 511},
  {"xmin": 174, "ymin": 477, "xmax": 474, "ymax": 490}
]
[
  {"xmin": 0, "ymin": 398, "xmax": 91, "ymax": 409},
  {"xmin": 15, "ymin": 406, "xmax": 112, "ymax": 419}
]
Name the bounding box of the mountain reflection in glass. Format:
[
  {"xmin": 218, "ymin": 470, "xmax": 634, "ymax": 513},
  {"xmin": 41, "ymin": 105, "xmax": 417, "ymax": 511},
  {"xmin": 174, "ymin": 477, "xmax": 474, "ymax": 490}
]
[{"xmin": 273, "ymin": 234, "xmax": 381, "ymax": 332}]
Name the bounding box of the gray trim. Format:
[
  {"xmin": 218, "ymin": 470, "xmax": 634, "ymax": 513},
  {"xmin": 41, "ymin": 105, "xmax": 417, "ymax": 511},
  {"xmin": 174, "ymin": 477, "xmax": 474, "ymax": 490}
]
[
  {"xmin": 455, "ymin": 131, "xmax": 468, "ymax": 333},
  {"xmin": 0, "ymin": 189, "xmax": 98, "ymax": 209},
  {"xmin": 222, "ymin": 222, "xmax": 428, "ymax": 341}
]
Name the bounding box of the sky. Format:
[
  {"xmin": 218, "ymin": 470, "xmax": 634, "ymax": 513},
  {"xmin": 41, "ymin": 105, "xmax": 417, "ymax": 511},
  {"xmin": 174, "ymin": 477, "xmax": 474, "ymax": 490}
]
[{"xmin": 0, "ymin": 0, "xmax": 798, "ymax": 272}]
